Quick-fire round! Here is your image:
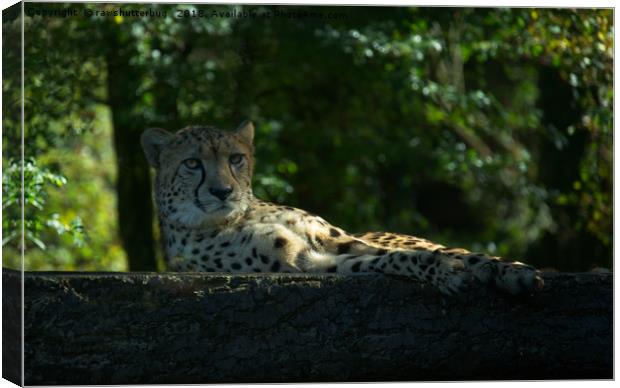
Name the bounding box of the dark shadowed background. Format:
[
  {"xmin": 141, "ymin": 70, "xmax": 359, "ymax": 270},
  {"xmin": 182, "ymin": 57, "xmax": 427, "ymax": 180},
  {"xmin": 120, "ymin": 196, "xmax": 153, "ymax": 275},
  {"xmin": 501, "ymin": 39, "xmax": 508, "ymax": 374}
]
[{"xmin": 2, "ymin": 4, "xmax": 612, "ymax": 272}]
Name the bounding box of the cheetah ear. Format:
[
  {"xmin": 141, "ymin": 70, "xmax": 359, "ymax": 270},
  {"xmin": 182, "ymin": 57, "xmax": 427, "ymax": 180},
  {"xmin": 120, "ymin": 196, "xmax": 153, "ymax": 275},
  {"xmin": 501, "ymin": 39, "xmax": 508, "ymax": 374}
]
[
  {"xmin": 141, "ymin": 128, "xmax": 173, "ymax": 168},
  {"xmin": 234, "ymin": 120, "xmax": 254, "ymax": 145}
]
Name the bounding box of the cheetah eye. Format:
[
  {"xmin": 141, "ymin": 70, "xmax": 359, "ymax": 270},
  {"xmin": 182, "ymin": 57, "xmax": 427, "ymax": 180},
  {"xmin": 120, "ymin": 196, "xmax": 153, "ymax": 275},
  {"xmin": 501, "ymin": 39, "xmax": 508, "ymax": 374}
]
[
  {"xmin": 229, "ymin": 153, "xmax": 244, "ymax": 165},
  {"xmin": 182, "ymin": 158, "xmax": 201, "ymax": 169}
]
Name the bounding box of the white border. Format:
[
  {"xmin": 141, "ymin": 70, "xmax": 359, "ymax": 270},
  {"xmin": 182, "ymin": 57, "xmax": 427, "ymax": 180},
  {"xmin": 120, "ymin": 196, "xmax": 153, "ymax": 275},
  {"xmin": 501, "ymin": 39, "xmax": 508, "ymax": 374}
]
[{"xmin": 0, "ymin": 1, "xmax": 616, "ymax": 388}]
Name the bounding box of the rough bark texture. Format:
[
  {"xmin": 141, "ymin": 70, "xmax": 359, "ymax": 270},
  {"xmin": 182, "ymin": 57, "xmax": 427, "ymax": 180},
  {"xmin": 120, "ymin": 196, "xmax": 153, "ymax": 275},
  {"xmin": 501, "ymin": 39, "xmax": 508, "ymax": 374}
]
[
  {"xmin": 2, "ymin": 269, "xmax": 613, "ymax": 385},
  {"xmin": 2, "ymin": 268, "xmax": 22, "ymax": 386}
]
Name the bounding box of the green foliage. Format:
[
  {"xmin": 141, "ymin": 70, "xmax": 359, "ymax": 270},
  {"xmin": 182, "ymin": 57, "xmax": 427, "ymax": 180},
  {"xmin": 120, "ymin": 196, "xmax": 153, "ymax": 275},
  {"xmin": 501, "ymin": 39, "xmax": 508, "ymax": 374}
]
[
  {"xmin": 3, "ymin": 5, "xmax": 612, "ymax": 271},
  {"xmin": 2, "ymin": 159, "xmax": 86, "ymax": 268},
  {"xmin": 2, "ymin": 110, "xmax": 127, "ymax": 271},
  {"xmin": 3, "ymin": 4, "xmax": 125, "ymax": 270}
]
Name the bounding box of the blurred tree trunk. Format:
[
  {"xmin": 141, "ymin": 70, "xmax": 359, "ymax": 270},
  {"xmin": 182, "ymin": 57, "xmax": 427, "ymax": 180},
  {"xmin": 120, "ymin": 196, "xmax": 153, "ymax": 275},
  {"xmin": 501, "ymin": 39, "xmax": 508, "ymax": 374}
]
[{"xmin": 104, "ymin": 25, "xmax": 157, "ymax": 271}]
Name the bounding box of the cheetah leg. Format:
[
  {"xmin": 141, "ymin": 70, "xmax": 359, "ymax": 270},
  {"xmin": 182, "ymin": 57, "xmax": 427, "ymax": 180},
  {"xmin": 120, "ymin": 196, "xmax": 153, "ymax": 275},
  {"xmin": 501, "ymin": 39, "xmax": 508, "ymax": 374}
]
[
  {"xmin": 298, "ymin": 249, "xmax": 471, "ymax": 296},
  {"xmin": 334, "ymin": 236, "xmax": 543, "ymax": 295},
  {"xmin": 439, "ymin": 248, "xmax": 544, "ymax": 295}
]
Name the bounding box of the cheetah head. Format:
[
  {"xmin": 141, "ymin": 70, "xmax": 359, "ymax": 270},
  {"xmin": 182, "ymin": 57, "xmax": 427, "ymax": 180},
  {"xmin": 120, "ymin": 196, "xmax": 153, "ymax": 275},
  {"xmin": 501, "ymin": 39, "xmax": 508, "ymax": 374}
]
[{"xmin": 141, "ymin": 121, "xmax": 255, "ymax": 228}]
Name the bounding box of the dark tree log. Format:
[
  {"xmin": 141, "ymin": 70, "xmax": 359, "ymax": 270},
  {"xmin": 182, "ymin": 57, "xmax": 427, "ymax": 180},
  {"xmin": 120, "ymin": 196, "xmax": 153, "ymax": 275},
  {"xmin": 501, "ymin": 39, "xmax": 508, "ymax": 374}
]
[
  {"xmin": 2, "ymin": 269, "xmax": 612, "ymax": 385},
  {"xmin": 2, "ymin": 268, "xmax": 21, "ymax": 386}
]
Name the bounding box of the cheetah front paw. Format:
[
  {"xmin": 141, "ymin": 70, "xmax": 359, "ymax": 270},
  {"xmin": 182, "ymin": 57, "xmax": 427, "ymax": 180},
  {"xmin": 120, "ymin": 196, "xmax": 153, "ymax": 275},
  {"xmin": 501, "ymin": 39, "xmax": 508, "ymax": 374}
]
[
  {"xmin": 493, "ymin": 261, "xmax": 544, "ymax": 295},
  {"xmin": 431, "ymin": 256, "xmax": 473, "ymax": 296}
]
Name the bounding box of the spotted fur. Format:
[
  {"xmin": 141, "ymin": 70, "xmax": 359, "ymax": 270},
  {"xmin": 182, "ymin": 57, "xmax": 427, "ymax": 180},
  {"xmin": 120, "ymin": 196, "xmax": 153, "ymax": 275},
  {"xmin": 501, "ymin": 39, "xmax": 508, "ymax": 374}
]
[{"xmin": 141, "ymin": 121, "xmax": 544, "ymax": 295}]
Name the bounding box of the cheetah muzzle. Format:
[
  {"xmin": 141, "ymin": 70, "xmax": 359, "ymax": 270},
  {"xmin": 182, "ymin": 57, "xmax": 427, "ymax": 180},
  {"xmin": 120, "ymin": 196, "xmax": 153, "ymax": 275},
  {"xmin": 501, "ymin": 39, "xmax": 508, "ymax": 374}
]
[{"xmin": 141, "ymin": 121, "xmax": 544, "ymax": 296}]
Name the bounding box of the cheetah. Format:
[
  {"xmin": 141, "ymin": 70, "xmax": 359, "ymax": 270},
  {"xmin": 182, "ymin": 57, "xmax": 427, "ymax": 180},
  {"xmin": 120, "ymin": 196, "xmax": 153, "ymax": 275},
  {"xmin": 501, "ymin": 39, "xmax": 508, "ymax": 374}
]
[{"xmin": 141, "ymin": 121, "xmax": 544, "ymax": 295}]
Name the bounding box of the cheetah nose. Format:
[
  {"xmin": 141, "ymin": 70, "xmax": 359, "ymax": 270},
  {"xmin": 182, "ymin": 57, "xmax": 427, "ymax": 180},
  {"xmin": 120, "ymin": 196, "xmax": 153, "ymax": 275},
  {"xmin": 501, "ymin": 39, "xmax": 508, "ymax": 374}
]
[{"xmin": 209, "ymin": 186, "xmax": 233, "ymax": 201}]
